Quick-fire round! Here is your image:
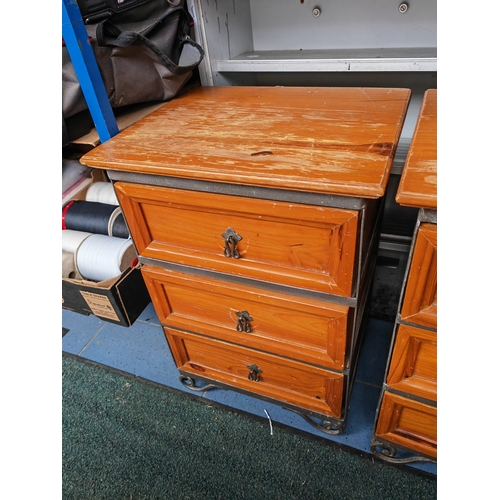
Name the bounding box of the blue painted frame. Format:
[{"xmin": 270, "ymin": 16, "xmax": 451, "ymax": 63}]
[{"xmin": 62, "ymin": 0, "xmax": 119, "ymax": 143}]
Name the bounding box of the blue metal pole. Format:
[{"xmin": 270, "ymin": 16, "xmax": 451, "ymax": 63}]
[{"xmin": 62, "ymin": 0, "xmax": 119, "ymax": 143}]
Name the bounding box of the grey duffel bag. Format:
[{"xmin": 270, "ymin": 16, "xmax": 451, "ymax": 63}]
[{"xmin": 62, "ymin": 0, "xmax": 204, "ymax": 120}]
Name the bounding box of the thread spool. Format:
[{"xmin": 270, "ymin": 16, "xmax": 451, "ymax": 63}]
[
  {"xmin": 62, "ymin": 229, "xmax": 92, "ymax": 254},
  {"xmin": 86, "ymin": 182, "xmax": 119, "ymax": 205},
  {"xmin": 110, "ymin": 212, "xmax": 130, "ymax": 239},
  {"xmin": 63, "ymin": 200, "xmax": 122, "ymax": 237},
  {"xmin": 75, "ymin": 234, "xmax": 137, "ymax": 282},
  {"xmin": 62, "ymin": 250, "xmax": 81, "ymax": 279}
]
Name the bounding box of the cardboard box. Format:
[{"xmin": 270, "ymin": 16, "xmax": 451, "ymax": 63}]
[
  {"xmin": 62, "ymin": 263, "xmax": 150, "ymax": 327},
  {"xmin": 71, "ymin": 102, "xmax": 167, "ymax": 148},
  {"xmin": 62, "ymin": 168, "xmax": 150, "ymax": 327}
]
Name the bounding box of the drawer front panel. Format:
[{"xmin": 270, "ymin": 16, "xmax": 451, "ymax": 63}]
[
  {"xmin": 386, "ymin": 324, "xmax": 437, "ymax": 402},
  {"xmin": 401, "ymin": 223, "xmax": 437, "ymax": 329},
  {"xmin": 142, "ymin": 265, "xmax": 351, "ymax": 371},
  {"xmin": 115, "ymin": 182, "xmax": 358, "ymax": 297},
  {"xmin": 166, "ymin": 328, "xmax": 345, "ymax": 418},
  {"xmin": 375, "ymin": 392, "xmax": 437, "ymax": 459}
]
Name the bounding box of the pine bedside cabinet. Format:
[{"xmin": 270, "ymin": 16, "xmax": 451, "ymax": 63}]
[
  {"xmin": 371, "ymin": 89, "xmax": 437, "ymax": 461},
  {"xmin": 80, "ymin": 86, "xmax": 411, "ymax": 434}
]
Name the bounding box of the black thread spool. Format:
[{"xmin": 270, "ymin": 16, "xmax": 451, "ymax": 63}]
[
  {"xmin": 62, "ymin": 200, "xmax": 119, "ymax": 236},
  {"xmin": 109, "ymin": 212, "xmax": 130, "ymax": 239}
]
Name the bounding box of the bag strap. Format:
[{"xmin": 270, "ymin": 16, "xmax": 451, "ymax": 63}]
[
  {"xmin": 95, "ymin": 6, "xmax": 204, "ymax": 75},
  {"xmin": 97, "ymin": 6, "xmax": 190, "ymax": 40}
]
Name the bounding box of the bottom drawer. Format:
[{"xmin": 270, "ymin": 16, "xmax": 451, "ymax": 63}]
[
  {"xmin": 375, "ymin": 392, "xmax": 437, "ymax": 459},
  {"xmin": 165, "ymin": 327, "xmax": 345, "ymax": 419}
]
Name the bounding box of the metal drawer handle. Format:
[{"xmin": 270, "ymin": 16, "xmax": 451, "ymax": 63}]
[
  {"xmin": 236, "ymin": 311, "xmax": 253, "ymax": 333},
  {"xmin": 247, "ymin": 364, "xmax": 262, "ymax": 382},
  {"xmin": 222, "ymin": 227, "xmax": 242, "ymax": 259}
]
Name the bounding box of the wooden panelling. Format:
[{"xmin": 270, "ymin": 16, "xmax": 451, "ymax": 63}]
[
  {"xmin": 386, "ymin": 324, "xmax": 437, "ymax": 402},
  {"xmin": 375, "ymin": 392, "xmax": 437, "ymax": 459},
  {"xmin": 142, "ymin": 265, "xmax": 352, "ymax": 371},
  {"xmin": 401, "ymin": 223, "xmax": 437, "ymax": 329},
  {"xmin": 166, "ymin": 328, "xmax": 345, "ymax": 418},
  {"xmin": 115, "ymin": 182, "xmax": 359, "ymax": 297}
]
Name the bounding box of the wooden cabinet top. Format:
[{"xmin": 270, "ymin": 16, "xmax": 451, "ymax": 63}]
[
  {"xmin": 81, "ymin": 86, "xmax": 411, "ymax": 199},
  {"xmin": 396, "ymin": 89, "xmax": 437, "ymax": 209}
]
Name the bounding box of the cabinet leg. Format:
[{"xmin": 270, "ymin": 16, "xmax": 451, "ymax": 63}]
[
  {"xmin": 180, "ymin": 376, "xmax": 218, "ymax": 392},
  {"xmin": 289, "ymin": 409, "xmax": 345, "ymax": 435},
  {"xmin": 370, "ymin": 437, "xmax": 437, "ymax": 464},
  {"xmin": 179, "ymin": 375, "xmax": 346, "ymax": 435}
]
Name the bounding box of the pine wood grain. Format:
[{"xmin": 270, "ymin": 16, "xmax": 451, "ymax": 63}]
[
  {"xmin": 375, "ymin": 392, "xmax": 437, "ymax": 459},
  {"xmin": 396, "ymin": 89, "xmax": 437, "ymax": 209},
  {"xmin": 400, "ymin": 223, "xmax": 437, "ymax": 329},
  {"xmin": 141, "ymin": 265, "xmax": 352, "ymax": 371},
  {"xmin": 386, "ymin": 324, "xmax": 437, "ymax": 402},
  {"xmin": 166, "ymin": 328, "xmax": 345, "ymax": 418},
  {"xmin": 115, "ymin": 182, "xmax": 359, "ymax": 297},
  {"xmin": 81, "ymin": 86, "xmax": 411, "ymax": 199}
]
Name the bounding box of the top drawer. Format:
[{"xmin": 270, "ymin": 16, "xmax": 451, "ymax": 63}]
[
  {"xmin": 115, "ymin": 182, "xmax": 359, "ymax": 297},
  {"xmin": 401, "ymin": 223, "xmax": 437, "ymax": 329}
]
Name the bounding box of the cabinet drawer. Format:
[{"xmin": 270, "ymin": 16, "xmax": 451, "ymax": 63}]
[
  {"xmin": 386, "ymin": 324, "xmax": 437, "ymax": 402},
  {"xmin": 166, "ymin": 328, "xmax": 345, "ymax": 419},
  {"xmin": 401, "ymin": 223, "xmax": 437, "ymax": 329},
  {"xmin": 115, "ymin": 183, "xmax": 358, "ymax": 297},
  {"xmin": 142, "ymin": 265, "xmax": 351, "ymax": 371},
  {"xmin": 375, "ymin": 392, "xmax": 437, "ymax": 459}
]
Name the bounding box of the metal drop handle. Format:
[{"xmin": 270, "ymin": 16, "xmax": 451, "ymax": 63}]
[
  {"xmin": 222, "ymin": 227, "xmax": 242, "ymax": 259},
  {"xmin": 236, "ymin": 311, "xmax": 253, "ymax": 333},
  {"xmin": 247, "ymin": 364, "xmax": 262, "ymax": 382}
]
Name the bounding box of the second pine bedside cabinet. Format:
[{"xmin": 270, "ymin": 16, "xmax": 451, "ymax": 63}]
[{"xmin": 371, "ymin": 89, "xmax": 437, "ymax": 461}]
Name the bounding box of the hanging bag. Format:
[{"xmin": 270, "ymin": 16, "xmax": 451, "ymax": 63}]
[{"xmin": 62, "ymin": 0, "xmax": 205, "ymax": 120}]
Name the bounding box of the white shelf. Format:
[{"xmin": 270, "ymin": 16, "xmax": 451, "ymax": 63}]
[{"xmin": 216, "ymin": 48, "xmax": 437, "ymax": 73}]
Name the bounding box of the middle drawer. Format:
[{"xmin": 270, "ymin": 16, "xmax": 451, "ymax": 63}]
[
  {"xmin": 141, "ymin": 265, "xmax": 352, "ymax": 371},
  {"xmin": 385, "ymin": 323, "xmax": 437, "ymax": 402},
  {"xmin": 115, "ymin": 182, "xmax": 359, "ymax": 297}
]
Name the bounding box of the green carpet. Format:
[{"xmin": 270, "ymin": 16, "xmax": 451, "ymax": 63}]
[{"xmin": 62, "ymin": 354, "xmax": 437, "ymax": 499}]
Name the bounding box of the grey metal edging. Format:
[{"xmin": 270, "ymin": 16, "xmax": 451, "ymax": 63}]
[
  {"xmin": 108, "ymin": 170, "xmax": 367, "ymax": 209},
  {"xmin": 418, "ymin": 208, "xmax": 437, "ymax": 224},
  {"xmin": 139, "ymin": 257, "xmax": 358, "ymax": 308}
]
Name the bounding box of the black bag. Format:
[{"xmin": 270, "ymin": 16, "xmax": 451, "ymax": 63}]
[{"xmin": 62, "ymin": 0, "xmax": 204, "ymax": 120}]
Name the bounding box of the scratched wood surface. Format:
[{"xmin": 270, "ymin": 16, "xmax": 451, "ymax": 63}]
[
  {"xmin": 81, "ymin": 86, "xmax": 411, "ymax": 199},
  {"xmin": 396, "ymin": 89, "xmax": 437, "ymax": 209}
]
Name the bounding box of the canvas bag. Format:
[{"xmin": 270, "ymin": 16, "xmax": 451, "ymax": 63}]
[{"xmin": 62, "ymin": 0, "xmax": 205, "ymax": 120}]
